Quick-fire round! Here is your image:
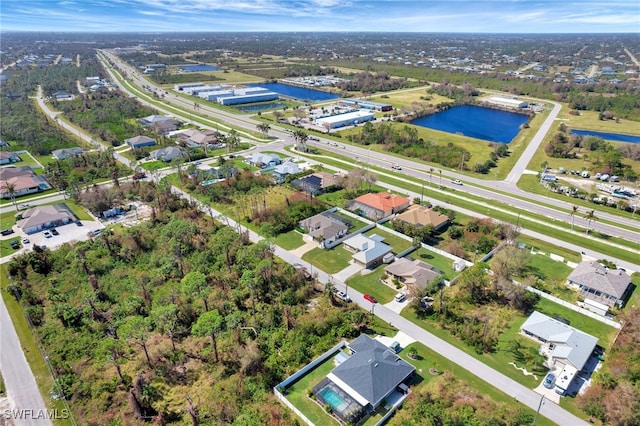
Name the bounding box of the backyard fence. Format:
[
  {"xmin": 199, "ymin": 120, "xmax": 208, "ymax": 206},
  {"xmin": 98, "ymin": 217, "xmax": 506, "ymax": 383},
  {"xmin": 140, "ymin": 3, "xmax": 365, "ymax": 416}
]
[{"xmin": 273, "ymin": 340, "xmax": 348, "ymax": 426}]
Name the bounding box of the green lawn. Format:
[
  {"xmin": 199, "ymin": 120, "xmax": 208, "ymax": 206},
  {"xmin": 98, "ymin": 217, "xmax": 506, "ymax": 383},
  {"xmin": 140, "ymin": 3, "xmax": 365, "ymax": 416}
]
[
  {"xmin": 517, "ymin": 236, "xmax": 582, "ymax": 263},
  {"xmin": 302, "ymin": 246, "xmax": 352, "ymax": 274},
  {"xmin": 346, "ymin": 266, "xmax": 398, "ymax": 304},
  {"xmin": 0, "ymin": 236, "xmax": 22, "ymax": 254},
  {"xmin": 140, "ymin": 160, "xmax": 170, "ymax": 172},
  {"xmin": 521, "ymin": 254, "xmax": 573, "ymax": 283},
  {"xmin": 284, "ymin": 356, "xmax": 340, "ymax": 425},
  {"xmin": 363, "ymin": 228, "xmax": 413, "ymax": 253},
  {"xmin": 411, "ymin": 248, "xmax": 457, "ymax": 280},
  {"xmin": 272, "ymin": 230, "xmax": 305, "ymax": 250}
]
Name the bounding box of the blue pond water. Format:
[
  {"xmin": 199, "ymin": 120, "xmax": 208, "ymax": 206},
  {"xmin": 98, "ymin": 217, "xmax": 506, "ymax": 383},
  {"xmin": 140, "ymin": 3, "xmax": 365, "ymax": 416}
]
[
  {"xmin": 411, "ymin": 105, "xmax": 529, "ymax": 143},
  {"xmin": 249, "ymin": 82, "xmax": 339, "ymax": 101},
  {"xmin": 570, "ymin": 129, "xmax": 640, "ymax": 144},
  {"xmin": 181, "ymin": 64, "xmax": 220, "ymax": 72}
]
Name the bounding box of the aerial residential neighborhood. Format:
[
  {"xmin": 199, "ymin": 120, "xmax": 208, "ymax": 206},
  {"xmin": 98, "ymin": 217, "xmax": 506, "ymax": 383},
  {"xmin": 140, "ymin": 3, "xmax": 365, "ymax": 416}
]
[{"xmin": 0, "ymin": 4, "xmax": 639, "ymax": 426}]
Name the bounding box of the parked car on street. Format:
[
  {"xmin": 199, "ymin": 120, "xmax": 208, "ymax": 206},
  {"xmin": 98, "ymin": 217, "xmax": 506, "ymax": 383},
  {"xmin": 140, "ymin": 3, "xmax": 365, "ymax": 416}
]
[
  {"xmin": 1, "ymin": 229, "xmax": 14, "ymax": 236},
  {"xmin": 364, "ymin": 294, "xmax": 377, "ymax": 304}
]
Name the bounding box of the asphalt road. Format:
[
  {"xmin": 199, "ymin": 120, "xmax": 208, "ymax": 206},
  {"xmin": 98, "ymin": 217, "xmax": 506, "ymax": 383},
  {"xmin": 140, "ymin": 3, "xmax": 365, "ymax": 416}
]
[{"xmin": 0, "ymin": 288, "xmax": 52, "ymax": 426}]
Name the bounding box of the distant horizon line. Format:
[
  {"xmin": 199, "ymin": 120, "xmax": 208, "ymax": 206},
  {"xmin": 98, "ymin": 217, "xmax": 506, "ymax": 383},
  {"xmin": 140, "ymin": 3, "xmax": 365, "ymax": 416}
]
[{"xmin": 1, "ymin": 30, "xmax": 638, "ymax": 35}]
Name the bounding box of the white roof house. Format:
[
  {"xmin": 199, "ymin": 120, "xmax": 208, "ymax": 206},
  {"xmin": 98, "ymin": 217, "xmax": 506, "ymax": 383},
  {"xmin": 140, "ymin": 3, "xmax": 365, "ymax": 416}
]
[
  {"xmin": 521, "ymin": 311, "xmax": 598, "ymax": 371},
  {"xmin": 343, "ymin": 234, "xmax": 393, "ymax": 269}
]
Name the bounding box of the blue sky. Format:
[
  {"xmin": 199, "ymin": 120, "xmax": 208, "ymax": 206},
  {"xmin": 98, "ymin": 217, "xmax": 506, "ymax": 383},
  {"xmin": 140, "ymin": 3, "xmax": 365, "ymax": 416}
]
[{"xmin": 1, "ymin": 0, "xmax": 638, "ymax": 33}]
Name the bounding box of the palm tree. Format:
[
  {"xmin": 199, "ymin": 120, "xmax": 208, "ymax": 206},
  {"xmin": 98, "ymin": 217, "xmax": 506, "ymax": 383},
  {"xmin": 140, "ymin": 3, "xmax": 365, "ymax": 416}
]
[
  {"xmin": 570, "ymin": 205, "xmax": 579, "ymax": 230},
  {"xmin": 256, "ymin": 123, "xmax": 271, "ymax": 139},
  {"xmin": 429, "ymin": 167, "xmax": 434, "ymax": 187},
  {"xmin": 584, "ymin": 209, "xmax": 597, "ymax": 234},
  {"xmin": 292, "ymin": 129, "xmax": 308, "ymax": 152},
  {"xmin": 226, "ymin": 130, "xmax": 240, "ymax": 154},
  {"xmin": 3, "ymin": 182, "xmax": 18, "ymax": 211}
]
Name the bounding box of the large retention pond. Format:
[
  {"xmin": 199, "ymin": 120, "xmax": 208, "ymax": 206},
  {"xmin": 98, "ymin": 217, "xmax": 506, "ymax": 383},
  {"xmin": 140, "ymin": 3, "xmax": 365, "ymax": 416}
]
[
  {"xmin": 249, "ymin": 83, "xmax": 339, "ymax": 102},
  {"xmin": 180, "ymin": 64, "xmax": 220, "ymax": 72},
  {"xmin": 570, "ymin": 129, "xmax": 640, "ymax": 144},
  {"xmin": 411, "ymin": 105, "xmax": 529, "ymax": 143}
]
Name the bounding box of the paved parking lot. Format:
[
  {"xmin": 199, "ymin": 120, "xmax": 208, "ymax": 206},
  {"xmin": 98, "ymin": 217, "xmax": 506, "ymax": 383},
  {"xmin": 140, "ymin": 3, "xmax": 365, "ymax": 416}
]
[{"xmin": 1, "ymin": 219, "xmax": 103, "ymax": 263}]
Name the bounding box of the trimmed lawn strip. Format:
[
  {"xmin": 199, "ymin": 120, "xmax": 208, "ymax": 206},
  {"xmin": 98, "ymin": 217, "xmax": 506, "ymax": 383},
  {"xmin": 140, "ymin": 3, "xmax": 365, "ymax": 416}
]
[
  {"xmin": 333, "ymin": 211, "xmax": 370, "ymax": 231},
  {"xmin": 1, "ymin": 266, "xmax": 74, "ymax": 425},
  {"xmin": 0, "ymin": 236, "xmax": 22, "ymax": 254},
  {"xmin": 346, "ymin": 267, "xmax": 398, "ymax": 304},
  {"xmin": 272, "ymin": 230, "xmax": 305, "ymax": 250},
  {"xmin": 525, "ymin": 254, "xmax": 573, "ymax": 282},
  {"xmin": 517, "ymin": 236, "xmax": 581, "ymax": 263},
  {"xmin": 302, "ymin": 246, "xmax": 352, "ymax": 274}
]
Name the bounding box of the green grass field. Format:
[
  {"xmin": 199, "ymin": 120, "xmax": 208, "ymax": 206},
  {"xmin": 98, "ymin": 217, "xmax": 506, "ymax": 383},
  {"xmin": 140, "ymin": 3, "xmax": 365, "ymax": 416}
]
[
  {"xmin": 346, "ymin": 266, "xmax": 398, "ymax": 303},
  {"xmin": 363, "ymin": 228, "xmax": 413, "ymax": 253},
  {"xmin": 272, "ymin": 230, "xmax": 305, "ymax": 250},
  {"xmin": 302, "ymin": 246, "xmax": 352, "ymax": 274}
]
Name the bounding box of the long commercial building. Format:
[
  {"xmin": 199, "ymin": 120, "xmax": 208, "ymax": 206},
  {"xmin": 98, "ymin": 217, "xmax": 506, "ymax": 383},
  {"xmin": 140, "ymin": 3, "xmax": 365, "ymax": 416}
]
[
  {"xmin": 485, "ymin": 96, "xmax": 528, "ymax": 109},
  {"xmin": 315, "ymin": 110, "xmax": 375, "ymax": 129}
]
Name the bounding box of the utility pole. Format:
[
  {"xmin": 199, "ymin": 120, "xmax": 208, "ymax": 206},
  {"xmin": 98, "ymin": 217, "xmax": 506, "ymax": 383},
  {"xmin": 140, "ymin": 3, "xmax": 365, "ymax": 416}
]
[
  {"xmin": 533, "ymin": 394, "xmax": 545, "ymax": 425},
  {"xmin": 421, "ymin": 181, "xmax": 424, "ymax": 204}
]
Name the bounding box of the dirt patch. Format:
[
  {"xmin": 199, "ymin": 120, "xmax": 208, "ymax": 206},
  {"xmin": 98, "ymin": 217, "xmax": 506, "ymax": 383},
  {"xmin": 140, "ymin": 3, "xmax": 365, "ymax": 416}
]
[{"xmin": 557, "ymin": 176, "xmax": 597, "ymax": 192}]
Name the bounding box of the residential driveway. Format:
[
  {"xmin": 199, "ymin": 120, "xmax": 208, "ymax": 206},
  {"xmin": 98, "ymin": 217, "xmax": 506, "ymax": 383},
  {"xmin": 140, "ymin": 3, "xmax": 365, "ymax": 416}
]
[
  {"xmin": 375, "ymin": 331, "xmax": 416, "ymax": 352},
  {"xmin": 333, "ymin": 263, "xmax": 362, "ymax": 282},
  {"xmin": 533, "ymin": 382, "xmax": 561, "ymax": 404},
  {"xmin": 289, "ymin": 240, "xmax": 317, "ymax": 258},
  {"xmin": 384, "ymin": 297, "xmax": 409, "ymax": 314}
]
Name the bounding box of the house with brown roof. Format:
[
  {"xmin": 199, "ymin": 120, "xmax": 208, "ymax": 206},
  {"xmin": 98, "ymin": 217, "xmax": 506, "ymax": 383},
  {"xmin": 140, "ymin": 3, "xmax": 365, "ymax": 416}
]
[
  {"xmin": 177, "ymin": 129, "xmax": 220, "ymax": 148},
  {"xmin": 566, "ymin": 261, "xmax": 632, "ymax": 308},
  {"xmin": 384, "ymin": 258, "xmax": 443, "ymax": 291},
  {"xmin": 17, "ymin": 203, "xmax": 77, "ymax": 234},
  {"xmin": 346, "ymin": 192, "xmax": 410, "ymax": 221},
  {"xmin": 0, "ymin": 152, "xmax": 21, "ymax": 165},
  {"xmin": 395, "ymin": 205, "xmax": 450, "ymax": 231},
  {"xmin": 0, "ymin": 167, "xmax": 52, "ymax": 199}
]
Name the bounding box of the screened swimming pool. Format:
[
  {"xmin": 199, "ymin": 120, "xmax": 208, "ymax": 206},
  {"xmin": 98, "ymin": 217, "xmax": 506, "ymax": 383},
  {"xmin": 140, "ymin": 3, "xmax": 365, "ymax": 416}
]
[{"xmin": 313, "ymin": 379, "xmax": 365, "ymax": 423}]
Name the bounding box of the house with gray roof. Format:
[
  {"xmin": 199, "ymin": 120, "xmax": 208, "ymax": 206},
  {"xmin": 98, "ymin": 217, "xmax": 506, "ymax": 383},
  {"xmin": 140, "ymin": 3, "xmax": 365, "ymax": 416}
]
[
  {"xmin": 343, "ymin": 233, "xmax": 393, "ymax": 268},
  {"xmin": 313, "ymin": 334, "xmax": 414, "ymax": 422},
  {"xmin": 52, "ymin": 147, "xmax": 83, "ymax": 160},
  {"xmin": 271, "ymin": 162, "xmax": 300, "ymax": 183},
  {"xmin": 138, "ymin": 115, "xmax": 180, "ymax": 134},
  {"xmin": 149, "ymin": 146, "xmax": 184, "ymax": 162},
  {"xmin": 521, "ymin": 311, "xmax": 598, "ymax": 396},
  {"xmin": 125, "ymin": 135, "xmax": 157, "ymax": 149},
  {"xmin": 566, "ymin": 261, "xmax": 631, "ymax": 308},
  {"xmin": 245, "ymin": 152, "xmax": 281, "ymax": 168},
  {"xmin": 384, "ymin": 258, "xmax": 442, "ymax": 291},
  {"xmin": 17, "ymin": 203, "xmax": 77, "ymax": 234},
  {"xmin": 291, "ymin": 171, "xmax": 341, "ymax": 195},
  {"xmin": 299, "ymin": 212, "xmax": 349, "ymax": 248}
]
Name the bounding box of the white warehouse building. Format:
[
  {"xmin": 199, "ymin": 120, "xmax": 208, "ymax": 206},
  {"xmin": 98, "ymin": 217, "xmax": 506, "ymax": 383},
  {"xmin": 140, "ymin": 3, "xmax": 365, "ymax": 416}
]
[
  {"xmin": 184, "ymin": 85, "xmax": 225, "ymax": 96},
  {"xmin": 315, "ymin": 110, "xmax": 375, "ymax": 129},
  {"xmin": 486, "ymin": 96, "xmax": 528, "ymax": 109},
  {"xmin": 174, "ymin": 82, "xmax": 205, "ymax": 91},
  {"xmin": 216, "ymin": 87, "xmax": 279, "ymax": 105}
]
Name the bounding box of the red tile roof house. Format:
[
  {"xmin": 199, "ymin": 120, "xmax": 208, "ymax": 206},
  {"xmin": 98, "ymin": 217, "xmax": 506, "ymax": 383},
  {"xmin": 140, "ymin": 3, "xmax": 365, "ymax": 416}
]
[{"xmin": 346, "ymin": 192, "xmax": 411, "ymax": 221}]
